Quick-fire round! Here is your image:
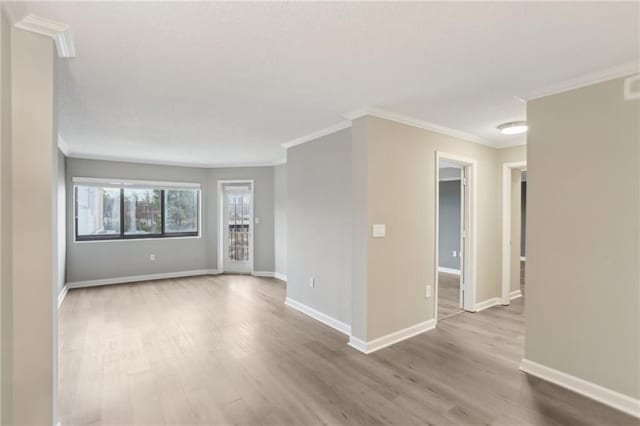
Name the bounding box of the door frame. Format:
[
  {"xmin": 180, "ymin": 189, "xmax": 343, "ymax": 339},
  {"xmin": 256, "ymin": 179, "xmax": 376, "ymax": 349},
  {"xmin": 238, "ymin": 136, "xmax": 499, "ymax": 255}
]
[
  {"xmin": 434, "ymin": 151, "xmax": 477, "ymax": 323},
  {"xmin": 217, "ymin": 179, "xmax": 255, "ymax": 274},
  {"xmin": 501, "ymin": 161, "xmax": 526, "ymax": 304}
]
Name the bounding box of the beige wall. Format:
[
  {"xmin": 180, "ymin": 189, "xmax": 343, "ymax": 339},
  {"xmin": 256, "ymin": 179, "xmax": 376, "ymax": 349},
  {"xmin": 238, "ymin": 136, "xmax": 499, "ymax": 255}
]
[
  {"xmin": 10, "ymin": 28, "xmax": 57, "ymax": 425},
  {"xmin": 355, "ymin": 116, "xmax": 526, "ymax": 340},
  {"xmin": 0, "ymin": 8, "xmax": 12, "ymax": 424},
  {"xmin": 526, "ymin": 76, "xmax": 639, "ymax": 398}
]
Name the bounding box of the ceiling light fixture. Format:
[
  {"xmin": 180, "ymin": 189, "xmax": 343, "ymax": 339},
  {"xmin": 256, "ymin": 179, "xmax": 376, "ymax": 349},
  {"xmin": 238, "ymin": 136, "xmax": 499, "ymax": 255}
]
[{"xmin": 497, "ymin": 121, "xmax": 528, "ymax": 135}]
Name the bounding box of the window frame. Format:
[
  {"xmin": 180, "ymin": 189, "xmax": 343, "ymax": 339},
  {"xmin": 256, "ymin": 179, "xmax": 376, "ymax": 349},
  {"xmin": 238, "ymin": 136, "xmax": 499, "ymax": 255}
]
[{"xmin": 74, "ymin": 185, "xmax": 201, "ymax": 242}]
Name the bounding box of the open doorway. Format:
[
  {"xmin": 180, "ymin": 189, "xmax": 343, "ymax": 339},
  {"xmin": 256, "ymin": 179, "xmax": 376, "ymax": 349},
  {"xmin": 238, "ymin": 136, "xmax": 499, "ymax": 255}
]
[
  {"xmin": 501, "ymin": 162, "xmax": 526, "ymax": 304},
  {"xmin": 435, "ymin": 152, "xmax": 477, "ymax": 322},
  {"xmin": 217, "ymin": 180, "xmax": 254, "ymax": 274}
]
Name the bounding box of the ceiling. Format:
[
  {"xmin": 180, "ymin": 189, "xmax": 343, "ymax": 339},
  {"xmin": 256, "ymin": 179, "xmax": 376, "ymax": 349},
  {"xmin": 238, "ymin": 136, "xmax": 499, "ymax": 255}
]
[{"xmin": 13, "ymin": 2, "xmax": 640, "ymax": 167}]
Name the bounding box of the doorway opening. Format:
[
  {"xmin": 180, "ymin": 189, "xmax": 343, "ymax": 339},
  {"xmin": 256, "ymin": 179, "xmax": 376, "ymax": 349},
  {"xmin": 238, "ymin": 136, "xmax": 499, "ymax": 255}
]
[
  {"xmin": 434, "ymin": 152, "xmax": 477, "ymax": 323},
  {"xmin": 217, "ymin": 180, "xmax": 254, "ymax": 274},
  {"xmin": 501, "ymin": 162, "xmax": 527, "ymax": 304}
]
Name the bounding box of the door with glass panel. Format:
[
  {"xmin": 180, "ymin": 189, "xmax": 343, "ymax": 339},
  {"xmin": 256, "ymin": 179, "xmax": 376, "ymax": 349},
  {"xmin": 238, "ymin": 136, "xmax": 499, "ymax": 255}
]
[{"xmin": 223, "ymin": 184, "xmax": 252, "ymax": 273}]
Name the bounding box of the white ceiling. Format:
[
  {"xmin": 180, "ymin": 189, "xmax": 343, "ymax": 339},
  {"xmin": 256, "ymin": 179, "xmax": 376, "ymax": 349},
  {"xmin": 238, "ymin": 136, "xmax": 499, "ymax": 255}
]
[{"xmin": 14, "ymin": 2, "xmax": 640, "ymax": 167}]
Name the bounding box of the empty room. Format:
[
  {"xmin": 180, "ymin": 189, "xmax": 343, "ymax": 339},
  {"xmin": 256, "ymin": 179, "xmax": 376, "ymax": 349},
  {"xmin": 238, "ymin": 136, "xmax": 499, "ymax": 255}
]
[{"xmin": 1, "ymin": 2, "xmax": 639, "ymax": 425}]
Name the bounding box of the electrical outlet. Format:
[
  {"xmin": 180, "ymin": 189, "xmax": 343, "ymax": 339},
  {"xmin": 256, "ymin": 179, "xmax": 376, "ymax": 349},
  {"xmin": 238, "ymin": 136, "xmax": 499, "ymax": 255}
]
[
  {"xmin": 255, "ymin": 217, "xmax": 260, "ymax": 224},
  {"xmin": 309, "ymin": 277, "xmax": 315, "ymax": 288},
  {"xmin": 150, "ymin": 254, "xmax": 156, "ymax": 261},
  {"xmin": 425, "ymin": 284, "xmax": 432, "ymax": 298},
  {"xmin": 453, "ymin": 250, "xmax": 457, "ymax": 257}
]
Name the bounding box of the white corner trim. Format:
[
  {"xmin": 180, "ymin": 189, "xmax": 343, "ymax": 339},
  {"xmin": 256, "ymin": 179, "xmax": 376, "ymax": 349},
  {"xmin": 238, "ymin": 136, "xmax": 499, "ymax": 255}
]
[
  {"xmin": 347, "ymin": 336, "xmax": 368, "ymax": 353},
  {"xmin": 281, "ymin": 121, "xmax": 351, "ymax": 149},
  {"xmin": 473, "ymin": 297, "xmax": 501, "ymax": 312},
  {"xmin": 14, "ymin": 14, "xmax": 76, "ymax": 58},
  {"xmin": 57, "ymin": 285, "xmax": 69, "ymax": 309},
  {"xmin": 520, "ymin": 359, "xmax": 640, "ymax": 418},
  {"xmin": 285, "ymin": 297, "xmax": 351, "ymax": 335},
  {"xmin": 510, "ymin": 289, "xmax": 522, "ymax": 300},
  {"xmin": 348, "ymin": 319, "xmax": 436, "ymax": 354},
  {"xmin": 438, "ymin": 266, "xmax": 461, "ymax": 276},
  {"xmin": 522, "ymin": 61, "xmax": 640, "ymax": 101},
  {"xmin": 66, "ymin": 269, "xmax": 220, "ymax": 289},
  {"xmin": 274, "ymin": 272, "xmax": 287, "ymax": 282},
  {"xmin": 343, "ymin": 107, "xmax": 492, "ymax": 147},
  {"xmin": 57, "ymin": 135, "xmax": 71, "ymax": 156}
]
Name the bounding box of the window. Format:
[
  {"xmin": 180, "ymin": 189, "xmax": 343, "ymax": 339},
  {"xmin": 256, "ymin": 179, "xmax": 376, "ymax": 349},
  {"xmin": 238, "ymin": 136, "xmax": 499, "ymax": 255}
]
[
  {"xmin": 75, "ymin": 180, "xmax": 200, "ymax": 241},
  {"xmin": 165, "ymin": 189, "xmax": 199, "ymax": 234},
  {"xmin": 75, "ymin": 186, "xmax": 121, "ymax": 237},
  {"xmin": 124, "ymin": 188, "xmax": 161, "ymax": 235}
]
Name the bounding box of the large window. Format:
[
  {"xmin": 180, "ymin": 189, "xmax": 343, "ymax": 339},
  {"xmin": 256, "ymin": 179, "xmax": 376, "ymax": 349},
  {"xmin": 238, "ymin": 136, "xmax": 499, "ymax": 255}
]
[{"xmin": 75, "ymin": 181, "xmax": 200, "ymax": 241}]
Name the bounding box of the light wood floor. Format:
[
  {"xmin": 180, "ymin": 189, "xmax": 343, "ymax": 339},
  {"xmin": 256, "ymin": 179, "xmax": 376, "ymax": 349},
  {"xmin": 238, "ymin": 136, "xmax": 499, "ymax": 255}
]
[
  {"xmin": 60, "ymin": 275, "xmax": 635, "ymax": 426},
  {"xmin": 437, "ymin": 272, "xmax": 463, "ymax": 320}
]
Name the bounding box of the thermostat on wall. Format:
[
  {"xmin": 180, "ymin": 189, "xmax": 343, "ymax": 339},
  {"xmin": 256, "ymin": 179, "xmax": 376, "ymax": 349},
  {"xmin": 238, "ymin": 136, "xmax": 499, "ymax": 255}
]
[{"xmin": 372, "ymin": 224, "xmax": 386, "ymax": 238}]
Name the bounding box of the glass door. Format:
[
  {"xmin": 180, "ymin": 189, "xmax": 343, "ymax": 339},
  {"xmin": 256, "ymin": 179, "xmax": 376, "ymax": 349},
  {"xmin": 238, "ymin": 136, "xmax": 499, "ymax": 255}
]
[{"xmin": 223, "ymin": 185, "xmax": 252, "ymax": 273}]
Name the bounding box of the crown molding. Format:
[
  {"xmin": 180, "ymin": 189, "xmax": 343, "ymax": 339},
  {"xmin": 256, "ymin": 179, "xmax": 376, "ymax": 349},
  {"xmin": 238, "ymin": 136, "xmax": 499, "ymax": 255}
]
[
  {"xmin": 63, "ymin": 150, "xmax": 286, "ymax": 169},
  {"xmin": 343, "ymin": 107, "xmax": 491, "ymax": 147},
  {"xmin": 522, "ymin": 61, "xmax": 640, "ymax": 101},
  {"xmin": 281, "ymin": 121, "xmax": 351, "ymax": 149},
  {"xmin": 14, "ymin": 14, "xmax": 76, "ymax": 58},
  {"xmin": 57, "ymin": 136, "xmax": 71, "ymax": 156}
]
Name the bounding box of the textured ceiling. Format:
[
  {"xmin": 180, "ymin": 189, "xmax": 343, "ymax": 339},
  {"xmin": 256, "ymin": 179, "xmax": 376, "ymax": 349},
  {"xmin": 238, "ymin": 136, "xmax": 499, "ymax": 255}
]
[{"xmin": 15, "ymin": 2, "xmax": 640, "ymax": 166}]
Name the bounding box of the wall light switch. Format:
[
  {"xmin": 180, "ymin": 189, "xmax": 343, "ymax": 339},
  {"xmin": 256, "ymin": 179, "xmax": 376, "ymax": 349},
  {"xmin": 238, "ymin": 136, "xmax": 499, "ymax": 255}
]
[
  {"xmin": 372, "ymin": 224, "xmax": 386, "ymax": 238},
  {"xmin": 150, "ymin": 254, "xmax": 156, "ymax": 261},
  {"xmin": 309, "ymin": 277, "xmax": 316, "ymax": 288},
  {"xmin": 453, "ymin": 250, "xmax": 457, "ymax": 257},
  {"xmin": 426, "ymin": 284, "xmax": 432, "ymax": 298},
  {"xmin": 255, "ymin": 217, "xmax": 260, "ymax": 224}
]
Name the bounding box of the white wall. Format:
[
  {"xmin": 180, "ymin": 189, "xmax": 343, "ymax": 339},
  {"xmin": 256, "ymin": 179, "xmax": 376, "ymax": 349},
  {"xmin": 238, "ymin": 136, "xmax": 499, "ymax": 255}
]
[{"xmin": 274, "ymin": 163, "xmax": 287, "ymax": 279}]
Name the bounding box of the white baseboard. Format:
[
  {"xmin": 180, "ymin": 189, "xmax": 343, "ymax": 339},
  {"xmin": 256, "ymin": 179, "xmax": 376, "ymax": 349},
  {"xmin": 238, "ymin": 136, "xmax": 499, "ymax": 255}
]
[
  {"xmin": 438, "ymin": 266, "xmax": 461, "ymax": 275},
  {"xmin": 252, "ymin": 271, "xmax": 287, "ymax": 281},
  {"xmin": 285, "ymin": 297, "xmax": 351, "ymax": 335},
  {"xmin": 520, "ymin": 359, "xmax": 640, "ymax": 418},
  {"xmin": 348, "ymin": 319, "xmax": 436, "ymax": 354},
  {"xmin": 57, "ymin": 284, "xmax": 69, "ymax": 309},
  {"xmin": 510, "ymin": 289, "xmax": 522, "ymax": 300},
  {"xmin": 66, "ymin": 269, "xmax": 220, "ymax": 289},
  {"xmin": 252, "ymin": 271, "xmax": 274, "ymax": 278},
  {"xmin": 473, "ymin": 297, "xmax": 500, "ymax": 312}
]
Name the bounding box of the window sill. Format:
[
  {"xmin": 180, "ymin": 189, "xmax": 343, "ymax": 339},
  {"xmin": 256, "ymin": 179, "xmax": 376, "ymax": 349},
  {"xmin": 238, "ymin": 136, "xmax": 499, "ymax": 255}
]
[{"xmin": 74, "ymin": 235, "xmax": 202, "ymax": 244}]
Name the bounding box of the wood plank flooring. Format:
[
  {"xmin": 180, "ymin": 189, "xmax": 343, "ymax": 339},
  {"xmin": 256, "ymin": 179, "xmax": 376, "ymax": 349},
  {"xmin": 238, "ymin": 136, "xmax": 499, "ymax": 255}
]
[
  {"xmin": 60, "ymin": 275, "xmax": 636, "ymax": 426},
  {"xmin": 437, "ymin": 272, "xmax": 463, "ymax": 320}
]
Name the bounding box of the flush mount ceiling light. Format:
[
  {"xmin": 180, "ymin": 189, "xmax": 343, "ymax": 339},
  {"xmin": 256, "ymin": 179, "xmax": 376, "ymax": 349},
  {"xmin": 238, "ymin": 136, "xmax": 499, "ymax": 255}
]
[{"xmin": 497, "ymin": 121, "xmax": 528, "ymax": 135}]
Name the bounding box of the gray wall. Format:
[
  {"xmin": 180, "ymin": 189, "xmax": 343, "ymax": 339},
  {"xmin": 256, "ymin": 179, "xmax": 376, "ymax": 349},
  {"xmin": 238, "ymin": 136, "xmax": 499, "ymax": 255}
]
[
  {"xmin": 438, "ymin": 179, "xmax": 461, "ymax": 270},
  {"xmin": 57, "ymin": 150, "xmax": 66, "ymax": 295},
  {"xmin": 274, "ymin": 164, "xmax": 287, "ymax": 278},
  {"xmin": 526, "ymin": 76, "xmax": 639, "ymax": 398},
  {"xmin": 66, "ymin": 159, "xmax": 275, "ymax": 282},
  {"xmin": 287, "ymin": 128, "xmax": 352, "ymax": 325}
]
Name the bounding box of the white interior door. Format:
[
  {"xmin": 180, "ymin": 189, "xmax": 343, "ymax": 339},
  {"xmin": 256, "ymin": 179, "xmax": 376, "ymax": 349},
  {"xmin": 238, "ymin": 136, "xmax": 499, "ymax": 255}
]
[
  {"xmin": 223, "ymin": 185, "xmax": 252, "ymax": 273},
  {"xmin": 459, "ymin": 167, "xmax": 467, "ymax": 308}
]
